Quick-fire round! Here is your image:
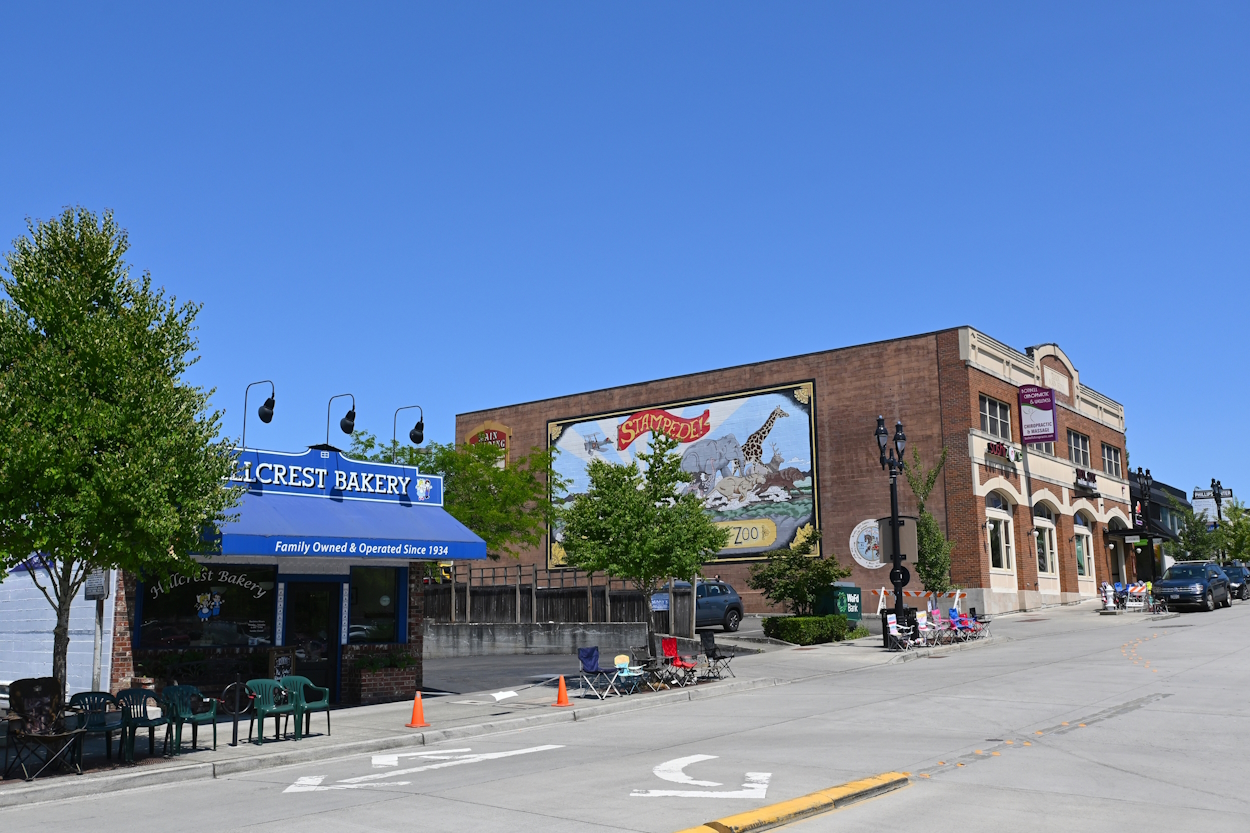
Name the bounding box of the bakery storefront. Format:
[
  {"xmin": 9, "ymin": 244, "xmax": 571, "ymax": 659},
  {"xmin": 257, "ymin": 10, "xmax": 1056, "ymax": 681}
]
[{"xmin": 125, "ymin": 447, "xmax": 486, "ymax": 702}]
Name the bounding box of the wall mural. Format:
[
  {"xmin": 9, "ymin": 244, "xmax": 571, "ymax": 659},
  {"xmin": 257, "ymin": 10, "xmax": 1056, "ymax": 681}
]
[{"xmin": 547, "ymin": 382, "xmax": 819, "ymax": 566}]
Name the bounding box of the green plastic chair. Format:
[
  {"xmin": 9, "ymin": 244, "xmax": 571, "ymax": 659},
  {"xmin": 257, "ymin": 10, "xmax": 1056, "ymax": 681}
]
[
  {"xmin": 115, "ymin": 689, "xmax": 170, "ymax": 762},
  {"xmin": 282, "ymin": 675, "xmax": 331, "ymax": 739},
  {"xmin": 162, "ymin": 685, "xmax": 218, "ymax": 754},
  {"xmin": 68, "ymin": 691, "xmax": 121, "ymax": 762},
  {"xmin": 246, "ymin": 679, "xmax": 296, "ymax": 744}
]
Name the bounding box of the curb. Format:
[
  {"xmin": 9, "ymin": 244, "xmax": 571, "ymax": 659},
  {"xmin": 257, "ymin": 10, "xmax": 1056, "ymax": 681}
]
[
  {"xmin": 0, "ymin": 676, "xmax": 782, "ymax": 809},
  {"xmin": 888, "ymin": 635, "xmax": 1005, "ymax": 663},
  {"xmin": 675, "ymin": 772, "xmax": 910, "ymax": 833}
]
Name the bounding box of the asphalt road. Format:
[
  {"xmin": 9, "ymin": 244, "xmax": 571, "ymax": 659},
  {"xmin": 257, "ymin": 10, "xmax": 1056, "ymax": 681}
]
[{"xmin": 6, "ymin": 602, "xmax": 1249, "ymax": 832}]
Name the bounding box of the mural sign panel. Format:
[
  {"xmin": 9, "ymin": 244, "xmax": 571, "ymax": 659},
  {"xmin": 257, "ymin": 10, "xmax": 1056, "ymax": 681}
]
[{"xmin": 547, "ymin": 382, "xmax": 819, "ymax": 566}]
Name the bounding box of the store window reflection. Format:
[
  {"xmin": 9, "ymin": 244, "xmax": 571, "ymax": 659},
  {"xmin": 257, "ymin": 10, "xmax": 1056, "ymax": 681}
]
[
  {"xmin": 350, "ymin": 567, "xmax": 399, "ymax": 643},
  {"xmin": 140, "ymin": 566, "xmax": 276, "ymax": 648}
]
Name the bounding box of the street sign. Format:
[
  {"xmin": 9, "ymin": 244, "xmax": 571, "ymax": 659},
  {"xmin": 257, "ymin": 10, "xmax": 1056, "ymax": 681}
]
[
  {"xmin": 83, "ymin": 569, "xmax": 110, "ymax": 601},
  {"xmin": 889, "ymin": 566, "xmax": 910, "ymax": 588}
]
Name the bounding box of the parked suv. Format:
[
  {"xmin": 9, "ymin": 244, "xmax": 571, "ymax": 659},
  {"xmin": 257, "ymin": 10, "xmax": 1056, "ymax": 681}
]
[
  {"xmin": 653, "ymin": 581, "xmax": 744, "ymax": 632},
  {"xmin": 1154, "ymin": 562, "xmax": 1232, "ymax": 611}
]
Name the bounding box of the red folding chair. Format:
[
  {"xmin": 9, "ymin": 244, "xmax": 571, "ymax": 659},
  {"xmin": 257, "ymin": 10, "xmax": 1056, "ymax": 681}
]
[{"xmin": 661, "ymin": 637, "xmax": 699, "ymax": 686}]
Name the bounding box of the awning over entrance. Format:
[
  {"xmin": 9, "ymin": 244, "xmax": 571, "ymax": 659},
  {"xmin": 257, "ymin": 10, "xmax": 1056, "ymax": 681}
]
[{"xmin": 214, "ymin": 446, "xmax": 487, "ymax": 560}]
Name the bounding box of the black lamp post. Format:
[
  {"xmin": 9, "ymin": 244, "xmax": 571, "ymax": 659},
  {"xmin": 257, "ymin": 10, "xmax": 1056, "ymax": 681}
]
[
  {"xmin": 392, "ymin": 405, "xmax": 425, "ymax": 463},
  {"xmin": 1135, "ymin": 467, "xmax": 1153, "ymax": 529},
  {"xmin": 326, "ymin": 393, "xmax": 356, "ymax": 447},
  {"xmin": 242, "ymin": 380, "xmax": 275, "ymax": 449},
  {"xmin": 1212, "ymin": 478, "xmax": 1224, "ymax": 560},
  {"xmin": 875, "ymin": 415, "xmax": 908, "ymax": 631}
]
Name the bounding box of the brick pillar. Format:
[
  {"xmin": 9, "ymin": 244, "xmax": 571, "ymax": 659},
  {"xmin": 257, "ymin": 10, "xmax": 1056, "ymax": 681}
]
[
  {"xmin": 936, "ymin": 330, "xmax": 985, "ymax": 591},
  {"xmin": 1057, "ymin": 513, "xmax": 1078, "ymax": 595},
  {"xmin": 1014, "ymin": 503, "xmax": 1038, "ymax": 600},
  {"xmin": 108, "ymin": 571, "xmax": 138, "ymax": 693}
]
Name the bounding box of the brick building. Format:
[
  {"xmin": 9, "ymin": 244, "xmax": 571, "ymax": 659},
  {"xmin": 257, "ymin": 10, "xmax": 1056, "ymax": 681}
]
[{"xmin": 457, "ymin": 326, "xmax": 1132, "ymax": 616}]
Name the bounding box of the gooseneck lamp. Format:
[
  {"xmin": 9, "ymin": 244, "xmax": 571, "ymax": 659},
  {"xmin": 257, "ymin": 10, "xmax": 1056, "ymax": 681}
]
[
  {"xmin": 392, "ymin": 405, "xmax": 425, "ymax": 463},
  {"xmin": 326, "ymin": 393, "xmax": 356, "ymax": 446},
  {"xmin": 242, "ymin": 380, "xmax": 275, "ymax": 449}
]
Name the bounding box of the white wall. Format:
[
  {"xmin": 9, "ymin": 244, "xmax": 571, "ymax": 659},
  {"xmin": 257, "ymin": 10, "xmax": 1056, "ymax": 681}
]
[{"xmin": 0, "ymin": 567, "xmax": 115, "ymax": 694}]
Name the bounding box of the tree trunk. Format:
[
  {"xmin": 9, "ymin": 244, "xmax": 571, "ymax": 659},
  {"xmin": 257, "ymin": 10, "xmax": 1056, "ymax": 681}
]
[{"xmin": 52, "ymin": 559, "xmax": 76, "ymax": 694}]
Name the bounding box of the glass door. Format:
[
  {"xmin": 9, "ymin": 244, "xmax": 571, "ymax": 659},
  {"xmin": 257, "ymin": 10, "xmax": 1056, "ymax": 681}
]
[{"xmin": 285, "ymin": 582, "xmax": 341, "ymax": 702}]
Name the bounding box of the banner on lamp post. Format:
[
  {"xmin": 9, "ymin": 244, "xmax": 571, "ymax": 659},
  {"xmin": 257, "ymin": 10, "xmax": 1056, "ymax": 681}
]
[{"xmin": 1018, "ymin": 385, "xmax": 1057, "ymax": 444}]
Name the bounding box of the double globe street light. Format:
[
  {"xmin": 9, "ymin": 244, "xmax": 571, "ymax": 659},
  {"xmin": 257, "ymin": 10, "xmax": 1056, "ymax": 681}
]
[{"xmin": 874, "ymin": 416, "xmax": 909, "ymax": 633}]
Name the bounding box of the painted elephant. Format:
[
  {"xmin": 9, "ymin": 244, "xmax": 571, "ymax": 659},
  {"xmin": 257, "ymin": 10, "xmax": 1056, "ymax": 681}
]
[{"xmin": 681, "ymin": 434, "xmax": 744, "ymax": 495}]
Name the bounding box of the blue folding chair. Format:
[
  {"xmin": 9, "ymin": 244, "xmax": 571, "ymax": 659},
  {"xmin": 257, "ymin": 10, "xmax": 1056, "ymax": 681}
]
[{"xmin": 577, "ymin": 647, "xmax": 620, "ymax": 700}]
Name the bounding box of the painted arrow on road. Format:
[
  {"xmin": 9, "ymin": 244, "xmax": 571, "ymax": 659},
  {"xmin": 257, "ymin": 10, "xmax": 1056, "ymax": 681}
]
[
  {"xmin": 284, "ymin": 745, "xmax": 564, "ymax": 793},
  {"xmin": 631, "ymin": 755, "xmax": 772, "ymax": 798}
]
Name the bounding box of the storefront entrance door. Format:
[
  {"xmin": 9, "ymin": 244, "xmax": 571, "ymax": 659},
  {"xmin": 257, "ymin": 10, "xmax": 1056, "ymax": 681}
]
[{"xmin": 285, "ymin": 582, "xmax": 341, "ymax": 702}]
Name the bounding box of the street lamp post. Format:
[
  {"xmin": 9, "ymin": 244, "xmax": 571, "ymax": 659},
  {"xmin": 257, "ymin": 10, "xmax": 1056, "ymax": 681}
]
[
  {"xmin": 1212, "ymin": 478, "xmax": 1224, "ymax": 561},
  {"xmin": 1135, "ymin": 467, "xmax": 1154, "ymax": 579},
  {"xmin": 875, "ymin": 416, "xmax": 908, "ymax": 632}
]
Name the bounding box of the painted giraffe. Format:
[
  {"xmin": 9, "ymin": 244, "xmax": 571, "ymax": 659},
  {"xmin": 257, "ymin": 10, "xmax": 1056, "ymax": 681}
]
[{"xmin": 741, "ymin": 406, "xmax": 789, "ymax": 473}]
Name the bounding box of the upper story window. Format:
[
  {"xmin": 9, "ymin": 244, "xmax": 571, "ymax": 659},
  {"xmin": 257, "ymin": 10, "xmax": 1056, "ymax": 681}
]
[
  {"xmin": 1033, "ymin": 504, "xmax": 1055, "ymax": 523},
  {"xmin": 980, "ymin": 395, "xmax": 1012, "ymax": 440},
  {"xmin": 1101, "ymin": 443, "xmax": 1122, "ymax": 478},
  {"xmin": 1028, "ymin": 441, "xmax": 1055, "ymax": 456},
  {"xmin": 986, "ymin": 491, "xmax": 1011, "ymax": 513},
  {"xmin": 1068, "ymin": 430, "xmax": 1091, "ymax": 468}
]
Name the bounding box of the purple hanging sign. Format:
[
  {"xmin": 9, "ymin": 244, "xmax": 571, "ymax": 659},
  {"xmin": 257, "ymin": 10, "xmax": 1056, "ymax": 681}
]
[{"xmin": 1018, "ymin": 385, "xmax": 1057, "ymax": 444}]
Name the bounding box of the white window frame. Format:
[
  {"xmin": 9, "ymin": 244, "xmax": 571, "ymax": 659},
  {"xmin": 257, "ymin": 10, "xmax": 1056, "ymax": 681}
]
[
  {"xmin": 986, "ymin": 493, "xmax": 1014, "ymax": 573},
  {"xmin": 1074, "ymin": 516, "xmax": 1094, "ymax": 578},
  {"xmin": 1101, "ymin": 444, "xmax": 1122, "ymax": 478},
  {"xmin": 1033, "ymin": 505, "xmax": 1057, "ymax": 576},
  {"xmin": 1068, "ymin": 430, "xmax": 1091, "ymax": 468},
  {"xmin": 980, "ymin": 395, "xmax": 1012, "ymax": 440},
  {"xmin": 1028, "ymin": 441, "xmax": 1055, "ymax": 456}
]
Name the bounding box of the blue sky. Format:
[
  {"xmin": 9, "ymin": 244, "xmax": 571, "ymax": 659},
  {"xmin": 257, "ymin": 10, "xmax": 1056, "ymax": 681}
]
[{"xmin": 2, "ymin": 3, "xmax": 1246, "ymax": 500}]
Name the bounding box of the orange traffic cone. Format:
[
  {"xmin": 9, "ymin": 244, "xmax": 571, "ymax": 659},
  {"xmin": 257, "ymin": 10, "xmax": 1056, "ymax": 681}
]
[
  {"xmin": 552, "ymin": 675, "xmax": 573, "ymax": 707},
  {"xmin": 405, "ymin": 691, "xmax": 430, "ymax": 728}
]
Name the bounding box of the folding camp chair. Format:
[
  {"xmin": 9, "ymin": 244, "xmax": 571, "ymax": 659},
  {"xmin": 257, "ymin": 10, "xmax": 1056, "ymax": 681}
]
[
  {"xmin": 3, "ymin": 677, "xmax": 85, "ymax": 781},
  {"xmin": 613, "ymin": 655, "xmax": 645, "ymax": 694},
  {"xmin": 700, "ymin": 631, "xmax": 736, "ymax": 679},
  {"xmin": 886, "ymin": 613, "xmax": 913, "ymax": 650},
  {"xmin": 577, "ymin": 647, "xmax": 620, "ymax": 700},
  {"xmin": 661, "ymin": 637, "xmax": 699, "ymax": 686},
  {"xmin": 630, "ymin": 645, "xmax": 666, "ymax": 691}
]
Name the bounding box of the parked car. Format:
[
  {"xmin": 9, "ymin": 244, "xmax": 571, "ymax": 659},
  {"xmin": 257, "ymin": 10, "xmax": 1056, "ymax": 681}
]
[
  {"xmin": 652, "ymin": 581, "xmax": 744, "ymax": 632},
  {"xmin": 1153, "ymin": 562, "xmax": 1232, "ymax": 611},
  {"xmin": 1221, "ymin": 564, "xmax": 1249, "ymax": 600}
]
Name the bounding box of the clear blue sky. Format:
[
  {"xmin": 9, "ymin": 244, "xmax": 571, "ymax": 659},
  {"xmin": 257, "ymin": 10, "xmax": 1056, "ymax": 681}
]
[{"xmin": 2, "ymin": 3, "xmax": 1246, "ymax": 500}]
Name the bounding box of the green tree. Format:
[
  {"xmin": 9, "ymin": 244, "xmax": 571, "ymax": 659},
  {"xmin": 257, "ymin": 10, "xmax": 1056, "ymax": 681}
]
[
  {"xmin": 903, "ymin": 445, "xmax": 953, "ymax": 594},
  {"xmin": 747, "ymin": 530, "xmax": 851, "ymax": 616},
  {"xmin": 1216, "ymin": 498, "xmax": 1249, "ymax": 564},
  {"xmin": 1164, "ymin": 495, "xmax": 1217, "ymax": 562},
  {"xmin": 0, "ymin": 208, "xmax": 240, "ymax": 690},
  {"xmin": 350, "ymin": 432, "xmax": 565, "ymax": 561},
  {"xmin": 558, "ymin": 431, "xmax": 728, "ymax": 637}
]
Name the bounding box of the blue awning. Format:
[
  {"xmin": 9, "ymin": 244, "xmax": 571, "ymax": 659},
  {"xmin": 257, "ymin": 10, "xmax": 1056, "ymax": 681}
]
[{"xmin": 218, "ymin": 490, "xmax": 487, "ymax": 560}]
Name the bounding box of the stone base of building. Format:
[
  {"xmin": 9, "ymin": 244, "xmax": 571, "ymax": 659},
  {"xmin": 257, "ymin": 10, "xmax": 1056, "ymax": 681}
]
[{"xmin": 963, "ymin": 588, "xmax": 1094, "ymax": 616}]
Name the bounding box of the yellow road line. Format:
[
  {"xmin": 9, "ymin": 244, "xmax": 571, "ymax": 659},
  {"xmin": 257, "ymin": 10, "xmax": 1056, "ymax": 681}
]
[{"xmin": 673, "ymin": 772, "xmax": 910, "ymax": 833}]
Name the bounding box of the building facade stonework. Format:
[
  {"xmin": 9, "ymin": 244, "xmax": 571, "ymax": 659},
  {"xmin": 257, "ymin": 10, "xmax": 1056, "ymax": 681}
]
[{"xmin": 457, "ymin": 327, "xmax": 1131, "ymax": 616}]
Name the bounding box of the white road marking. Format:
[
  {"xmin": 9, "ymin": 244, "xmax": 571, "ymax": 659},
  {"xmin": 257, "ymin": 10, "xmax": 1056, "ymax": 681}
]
[
  {"xmin": 632, "ymin": 772, "xmax": 772, "ymax": 799},
  {"xmin": 653, "ymin": 754, "xmax": 723, "ymax": 786},
  {"xmin": 372, "ymin": 749, "xmax": 472, "ymax": 768},
  {"xmin": 340, "ymin": 745, "xmax": 565, "ymax": 784},
  {"xmin": 284, "ymin": 775, "xmax": 412, "ymax": 793}
]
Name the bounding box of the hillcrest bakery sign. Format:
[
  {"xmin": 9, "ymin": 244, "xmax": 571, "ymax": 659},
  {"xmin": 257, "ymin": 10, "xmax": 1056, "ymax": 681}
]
[
  {"xmin": 1018, "ymin": 385, "xmax": 1057, "ymax": 444},
  {"xmin": 228, "ymin": 447, "xmax": 443, "ymax": 506}
]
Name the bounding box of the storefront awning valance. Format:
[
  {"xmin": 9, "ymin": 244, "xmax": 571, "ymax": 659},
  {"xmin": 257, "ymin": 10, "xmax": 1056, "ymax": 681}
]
[{"xmin": 213, "ymin": 447, "xmax": 487, "ymax": 560}]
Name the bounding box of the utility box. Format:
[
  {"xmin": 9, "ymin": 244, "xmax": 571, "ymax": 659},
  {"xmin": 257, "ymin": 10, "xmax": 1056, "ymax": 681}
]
[{"xmin": 877, "ymin": 515, "xmax": 919, "ymax": 561}]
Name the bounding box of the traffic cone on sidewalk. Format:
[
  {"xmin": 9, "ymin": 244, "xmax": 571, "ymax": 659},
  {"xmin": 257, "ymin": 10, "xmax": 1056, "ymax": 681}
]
[
  {"xmin": 405, "ymin": 691, "xmax": 430, "ymax": 728},
  {"xmin": 552, "ymin": 675, "xmax": 573, "ymax": 707}
]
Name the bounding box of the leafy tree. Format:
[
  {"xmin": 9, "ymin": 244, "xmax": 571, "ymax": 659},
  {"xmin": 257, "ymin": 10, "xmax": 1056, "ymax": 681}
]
[
  {"xmin": 350, "ymin": 432, "xmax": 564, "ymax": 561},
  {"xmin": 0, "ymin": 208, "xmax": 239, "ymax": 690},
  {"xmin": 1163, "ymin": 495, "xmax": 1217, "ymax": 562},
  {"xmin": 1216, "ymin": 498, "xmax": 1249, "ymax": 564},
  {"xmin": 559, "ymin": 431, "xmax": 728, "ymax": 637},
  {"xmin": 903, "ymin": 445, "xmax": 953, "ymax": 594},
  {"xmin": 747, "ymin": 530, "xmax": 851, "ymax": 616}
]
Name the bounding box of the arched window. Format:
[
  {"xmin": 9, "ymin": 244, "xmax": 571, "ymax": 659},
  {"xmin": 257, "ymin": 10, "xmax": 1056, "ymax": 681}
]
[
  {"xmin": 985, "ymin": 492, "xmax": 1014, "ymax": 571},
  {"xmin": 1074, "ymin": 512, "xmax": 1095, "ymax": 578},
  {"xmin": 1033, "ymin": 503, "xmax": 1057, "ymax": 576}
]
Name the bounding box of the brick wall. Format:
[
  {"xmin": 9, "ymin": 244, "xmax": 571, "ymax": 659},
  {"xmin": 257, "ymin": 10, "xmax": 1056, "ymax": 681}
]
[{"xmin": 937, "ymin": 329, "xmax": 985, "ymax": 590}]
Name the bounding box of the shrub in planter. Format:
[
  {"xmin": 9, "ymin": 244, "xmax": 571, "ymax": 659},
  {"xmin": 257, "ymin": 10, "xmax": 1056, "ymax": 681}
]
[{"xmin": 762, "ymin": 614, "xmax": 850, "ymax": 645}]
